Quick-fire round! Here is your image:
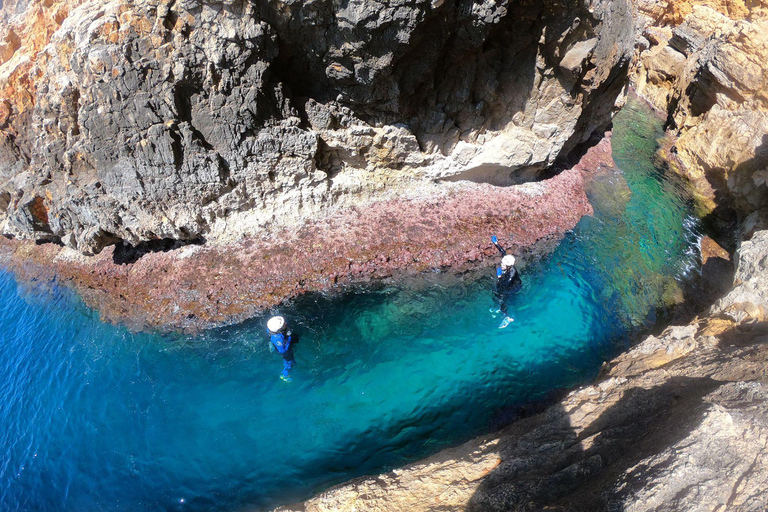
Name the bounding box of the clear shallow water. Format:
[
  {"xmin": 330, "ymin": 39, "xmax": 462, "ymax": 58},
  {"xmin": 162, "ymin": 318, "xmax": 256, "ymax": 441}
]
[{"xmin": 1, "ymin": 98, "xmax": 700, "ymax": 511}]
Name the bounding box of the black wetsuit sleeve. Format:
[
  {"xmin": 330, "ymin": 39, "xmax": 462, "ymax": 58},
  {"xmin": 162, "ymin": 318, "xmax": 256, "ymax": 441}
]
[
  {"xmin": 493, "ymin": 242, "xmax": 507, "ymax": 257},
  {"xmin": 510, "ymin": 268, "xmax": 522, "ymax": 293}
]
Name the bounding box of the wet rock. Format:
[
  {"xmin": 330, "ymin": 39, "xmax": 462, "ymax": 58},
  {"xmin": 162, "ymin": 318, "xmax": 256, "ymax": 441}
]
[
  {"xmin": 274, "ymin": 228, "xmax": 768, "ymax": 512},
  {"xmin": 700, "ymin": 235, "xmax": 730, "ymax": 264},
  {"xmin": 0, "ymin": 0, "xmax": 634, "ymax": 254}
]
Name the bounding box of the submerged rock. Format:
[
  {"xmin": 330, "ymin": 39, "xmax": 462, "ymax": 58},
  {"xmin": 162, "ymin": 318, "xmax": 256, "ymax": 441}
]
[
  {"xmin": 0, "ymin": 0, "xmax": 633, "ymax": 254},
  {"xmin": 274, "ymin": 229, "xmax": 768, "ymax": 512}
]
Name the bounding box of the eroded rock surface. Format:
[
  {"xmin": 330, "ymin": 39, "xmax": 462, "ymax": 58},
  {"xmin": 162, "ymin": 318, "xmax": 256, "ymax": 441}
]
[
  {"xmin": 633, "ymin": 0, "xmax": 768, "ymax": 215},
  {"xmin": 0, "ymin": 149, "xmax": 599, "ymax": 331},
  {"xmin": 0, "ymin": 0, "xmax": 633, "ymax": 254},
  {"xmin": 274, "ymin": 229, "xmax": 768, "ymax": 512}
]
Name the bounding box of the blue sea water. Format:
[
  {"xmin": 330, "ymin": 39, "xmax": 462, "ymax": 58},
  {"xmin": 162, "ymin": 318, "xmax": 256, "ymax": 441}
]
[{"xmin": 0, "ymin": 98, "xmax": 699, "ymax": 511}]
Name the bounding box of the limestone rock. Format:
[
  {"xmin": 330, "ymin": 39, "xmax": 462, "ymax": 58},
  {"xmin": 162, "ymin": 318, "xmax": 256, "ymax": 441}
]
[
  {"xmin": 712, "ymin": 230, "xmax": 768, "ymax": 319},
  {"xmin": 0, "ymin": 0, "xmax": 634, "ymax": 254},
  {"xmin": 633, "ymin": 2, "xmax": 768, "ymax": 215}
]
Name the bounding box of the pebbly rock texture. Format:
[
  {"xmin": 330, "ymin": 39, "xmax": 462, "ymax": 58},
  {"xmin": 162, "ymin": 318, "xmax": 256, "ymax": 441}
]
[
  {"xmin": 0, "ymin": 141, "xmax": 605, "ymax": 330},
  {"xmin": 632, "ymin": 0, "xmax": 768, "ymax": 216},
  {"xmin": 273, "ymin": 229, "xmax": 768, "ymax": 512},
  {"xmin": 0, "ymin": 0, "xmax": 634, "ymax": 254}
]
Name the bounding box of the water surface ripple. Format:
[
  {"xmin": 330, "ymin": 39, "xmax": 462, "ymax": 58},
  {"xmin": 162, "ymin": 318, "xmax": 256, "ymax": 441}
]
[{"xmin": 0, "ymin": 98, "xmax": 700, "ymax": 511}]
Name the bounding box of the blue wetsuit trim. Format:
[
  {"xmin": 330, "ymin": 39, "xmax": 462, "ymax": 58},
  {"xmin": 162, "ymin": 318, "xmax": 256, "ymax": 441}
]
[{"xmin": 270, "ymin": 331, "xmax": 294, "ymax": 377}]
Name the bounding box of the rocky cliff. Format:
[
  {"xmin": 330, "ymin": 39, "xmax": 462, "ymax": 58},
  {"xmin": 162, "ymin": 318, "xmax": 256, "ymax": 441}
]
[
  {"xmin": 0, "ymin": 0, "xmax": 634, "ymax": 254},
  {"xmin": 274, "ymin": 226, "xmax": 768, "ymax": 512},
  {"xmin": 633, "ymin": 0, "xmax": 768, "ymax": 220},
  {"xmin": 266, "ymin": 4, "xmax": 768, "ymax": 510}
]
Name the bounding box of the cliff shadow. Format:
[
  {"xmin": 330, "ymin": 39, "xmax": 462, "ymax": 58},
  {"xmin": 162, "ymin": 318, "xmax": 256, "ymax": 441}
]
[
  {"xmin": 713, "ymin": 319, "xmax": 768, "ymax": 350},
  {"xmin": 111, "ymin": 236, "xmax": 205, "ymax": 265},
  {"xmin": 467, "ymin": 376, "xmax": 722, "ymax": 511},
  {"xmin": 699, "ymin": 134, "xmax": 768, "ymax": 251},
  {"xmin": 670, "ymin": 250, "xmax": 735, "ymax": 327}
]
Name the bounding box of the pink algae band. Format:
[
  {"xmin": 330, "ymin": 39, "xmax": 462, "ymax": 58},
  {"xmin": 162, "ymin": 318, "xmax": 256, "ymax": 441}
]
[{"xmin": 0, "ymin": 136, "xmax": 614, "ymax": 332}]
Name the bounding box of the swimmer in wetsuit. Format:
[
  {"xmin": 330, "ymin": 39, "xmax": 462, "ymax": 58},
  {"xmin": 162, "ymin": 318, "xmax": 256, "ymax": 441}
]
[
  {"xmin": 491, "ymin": 235, "xmax": 522, "ymax": 328},
  {"xmin": 267, "ymin": 315, "xmax": 295, "ymax": 382}
]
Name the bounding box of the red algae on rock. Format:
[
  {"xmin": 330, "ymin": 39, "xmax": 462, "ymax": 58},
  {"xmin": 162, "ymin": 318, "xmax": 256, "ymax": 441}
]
[{"xmin": 0, "ymin": 137, "xmax": 616, "ymax": 331}]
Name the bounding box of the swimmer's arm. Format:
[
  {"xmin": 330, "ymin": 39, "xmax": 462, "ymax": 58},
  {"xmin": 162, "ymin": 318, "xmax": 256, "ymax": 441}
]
[{"xmin": 491, "ymin": 235, "xmax": 506, "ymax": 256}]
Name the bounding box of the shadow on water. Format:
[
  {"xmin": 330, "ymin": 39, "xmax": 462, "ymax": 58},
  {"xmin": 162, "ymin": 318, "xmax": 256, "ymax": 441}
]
[{"xmin": 669, "ymin": 251, "xmax": 735, "ymax": 327}]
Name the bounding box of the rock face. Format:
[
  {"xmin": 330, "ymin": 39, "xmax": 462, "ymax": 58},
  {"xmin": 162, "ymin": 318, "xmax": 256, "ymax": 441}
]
[
  {"xmin": 0, "ymin": 136, "xmax": 609, "ymax": 331},
  {"xmin": 632, "ymin": 0, "xmax": 768, "ymax": 216},
  {"xmin": 0, "ymin": 0, "xmax": 633, "ymax": 254},
  {"xmin": 275, "ymin": 229, "xmax": 768, "ymax": 512}
]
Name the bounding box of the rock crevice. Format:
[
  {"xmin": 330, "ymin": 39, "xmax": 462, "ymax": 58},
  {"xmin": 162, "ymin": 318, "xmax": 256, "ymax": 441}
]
[
  {"xmin": 0, "ymin": 0, "xmax": 634, "ymax": 254},
  {"xmin": 632, "ymin": 0, "xmax": 768, "ymax": 218}
]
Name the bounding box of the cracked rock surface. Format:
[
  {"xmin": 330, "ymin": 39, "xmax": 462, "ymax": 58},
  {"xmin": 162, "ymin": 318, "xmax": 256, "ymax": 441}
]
[
  {"xmin": 0, "ymin": 0, "xmax": 633, "ymax": 254},
  {"xmin": 632, "ymin": 0, "xmax": 768, "ymax": 216}
]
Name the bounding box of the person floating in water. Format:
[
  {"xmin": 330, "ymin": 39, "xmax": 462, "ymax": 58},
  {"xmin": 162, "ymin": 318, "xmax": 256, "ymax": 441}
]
[
  {"xmin": 491, "ymin": 235, "xmax": 522, "ymax": 329},
  {"xmin": 267, "ymin": 315, "xmax": 294, "ymax": 382}
]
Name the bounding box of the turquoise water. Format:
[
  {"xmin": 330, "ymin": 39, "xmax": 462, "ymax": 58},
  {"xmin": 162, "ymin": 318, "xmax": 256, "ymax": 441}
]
[{"xmin": 0, "ymin": 98, "xmax": 699, "ymax": 511}]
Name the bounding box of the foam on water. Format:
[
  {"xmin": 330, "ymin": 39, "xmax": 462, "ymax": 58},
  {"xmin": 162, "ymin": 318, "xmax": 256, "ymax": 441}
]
[{"xmin": 0, "ymin": 98, "xmax": 700, "ymax": 511}]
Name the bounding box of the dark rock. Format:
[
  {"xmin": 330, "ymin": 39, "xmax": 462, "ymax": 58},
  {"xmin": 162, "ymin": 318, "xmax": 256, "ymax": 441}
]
[{"xmin": 0, "ymin": 0, "xmax": 634, "ymax": 254}]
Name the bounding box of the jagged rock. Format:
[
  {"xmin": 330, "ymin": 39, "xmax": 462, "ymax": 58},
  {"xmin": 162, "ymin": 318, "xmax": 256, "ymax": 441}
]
[
  {"xmin": 634, "ymin": 0, "xmax": 767, "ymax": 26},
  {"xmin": 712, "ymin": 230, "xmax": 768, "ymax": 318},
  {"xmin": 0, "ymin": 155, "xmax": 597, "ymax": 331},
  {"xmin": 632, "ymin": 1, "xmax": 768, "ymax": 215},
  {"xmin": 275, "ymin": 229, "xmax": 768, "ymax": 512},
  {"xmin": 0, "ymin": 0, "xmax": 634, "ymax": 254}
]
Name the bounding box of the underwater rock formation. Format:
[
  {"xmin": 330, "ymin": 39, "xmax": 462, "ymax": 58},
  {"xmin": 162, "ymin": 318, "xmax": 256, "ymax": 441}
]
[
  {"xmin": 633, "ymin": 0, "xmax": 768, "ymax": 216},
  {"xmin": 275, "ymin": 228, "xmax": 768, "ymax": 512},
  {"xmin": 0, "ymin": 0, "xmax": 633, "ymax": 254}
]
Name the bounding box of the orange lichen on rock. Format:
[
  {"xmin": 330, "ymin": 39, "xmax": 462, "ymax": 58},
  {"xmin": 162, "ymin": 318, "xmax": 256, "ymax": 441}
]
[
  {"xmin": 641, "ymin": 0, "xmax": 754, "ymax": 26},
  {"xmin": 27, "ymin": 195, "xmax": 49, "ymax": 227},
  {"xmin": 0, "ymin": 0, "xmax": 89, "ymax": 114}
]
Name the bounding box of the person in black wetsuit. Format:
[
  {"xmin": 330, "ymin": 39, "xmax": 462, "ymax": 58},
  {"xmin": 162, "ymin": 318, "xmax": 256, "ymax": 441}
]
[{"xmin": 491, "ymin": 235, "xmax": 522, "ymax": 328}]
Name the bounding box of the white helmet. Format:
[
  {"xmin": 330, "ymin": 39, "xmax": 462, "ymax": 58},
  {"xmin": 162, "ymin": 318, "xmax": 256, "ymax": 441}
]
[
  {"xmin": 267, "ymin": 315, "xmax": 286, "ymax": 333},
  {"xmin": 501, "ymin": 255, "xmax": 516, "ymax": 268}
]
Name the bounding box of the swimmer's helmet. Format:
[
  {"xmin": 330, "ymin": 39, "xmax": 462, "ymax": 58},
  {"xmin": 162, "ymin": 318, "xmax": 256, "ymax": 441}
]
[{"xmin": 267, "ymin": 315, "xmax": 286, "ymax": 333}]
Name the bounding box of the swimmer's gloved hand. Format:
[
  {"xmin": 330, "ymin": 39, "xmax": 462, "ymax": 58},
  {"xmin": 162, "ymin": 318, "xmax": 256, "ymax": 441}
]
[{"xmin": 491, "ymin": 235, "xmax": 498, "ymax": 244}]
